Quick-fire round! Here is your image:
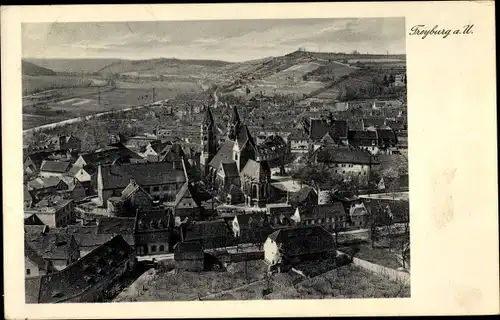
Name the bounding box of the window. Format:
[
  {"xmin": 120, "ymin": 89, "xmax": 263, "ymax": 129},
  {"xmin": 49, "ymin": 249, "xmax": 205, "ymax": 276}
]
[
  {"xmin": 234, "ymin": 153, "xmax": 238, "ymax": 161},
  {"xmin": 159, "ymin": 245, "xmax": 165, "ymax": 252},
  {"xmin": 26, "ymin": 269, "xmax": 31, "ymax": 275},
  {"xmin": 153, "ymin": 186, "xmax": 160, "ymax": 192},
  {"xmin": 151, "ymin": 245, "xmax": 157, "ymax": 253}
]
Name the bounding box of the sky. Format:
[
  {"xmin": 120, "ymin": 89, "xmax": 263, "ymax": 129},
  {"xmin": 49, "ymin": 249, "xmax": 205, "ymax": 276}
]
[{"xmin": 22, "ymin": 18, "xmax": 406, "ymax": 62}]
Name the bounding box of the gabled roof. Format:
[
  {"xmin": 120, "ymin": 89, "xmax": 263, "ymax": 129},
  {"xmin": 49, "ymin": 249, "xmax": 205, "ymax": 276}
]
[
  {"xmin": 220, "ymin": 161, "xmax": 239, "ymax": 178},
  {"xmin": 173, "ymin": 182, "xmax": 200, "ymax": 209},
  {"xmin": 183, "ymin": 220, "xmax": 229, "ymax": 241},
  {"xmin": 24, "ymin": 225, "xmax": 49, "ymax": 235},
  {"xmin": 120, "ymin": 180, "xmax": 152, "ymax": 201},
  {"xmin": 25, "ymin": 242, "xmax": 50, "ymax": 271},
  {"xmin": 208, "ymin": 141, "xmax": 235, "ymax": 169},
  {"xmin": 288, "ymin": 130, "xmax": 309, "ymax": 141},
  {"xmin": 240, "ymin": 159, "xmax": 270, "ymax": 182},
  {"xmin": 99, "ymin": 162, "xmax": 186, "ymax": 190},
  {"xmin": 79, "ymin": 146, "xmax": 141, "ymax": 166},
  {"xmin": 59, "ymin": 176, "xmax": 80, "ymax": 191},
  {"xmin": 234, "ymin": 212, "xmax": 268, "ymax": 228},
  {"xmin": 229, "ymin": 105, "xmax": 241, "ymax": 125},
  {"xmin": 66, "ymin": 165, "xmax": 84, "ymax": 177},
  {"xmin": 37, "ymin": 235, "xmax": 134, "ymax": 303},
  {"xmin": 25, "ymin": 232, "xmax": 75, "ymax": 260},
  {"xmin": 363, "ymin": 118, "xmax": 386, "ymax": 129},
  {"xmin": 348, "ymin": 130, "xmax": 378, "ymax": 141},
  {"xmin": 40, "ymin": 160, "xmax": 71, "ymax": 173},
  {"xmin": 303, "ymin": 202, "xmax": 346, "ymax": 220},
  {"xmin": 376, "ymin": 128, "xmax": 397, "ymax": 140},
  {"xmin": 136, "ymin": 208, "xmax": 174, "ymax": 231},
  {"xmin": 148, "ymin": 140, "xmax": 172, "ymax": 154},
  {"xmin": 315, "ymin": 147, "xmax": 376, "ymax": 165},
  {"xmin": 27, "ymin": 176, "xmax": 63, "ymax": 190},
  {"xmin": 309, "ymin": 118, "xmax": 348, "ymax": 141},
  {"xmin": 267, "ymin": 225, "xmax": 335, "ymax": 257},
  {"xmin": 236, "ymin": 125, "xmax": 256, "ymax": 150},
  {"xmin": 203, "ymin": 105, "xmax": 215, "ymax": 126}
]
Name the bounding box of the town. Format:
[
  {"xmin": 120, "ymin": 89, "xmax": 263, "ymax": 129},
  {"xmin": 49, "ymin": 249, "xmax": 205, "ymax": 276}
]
[{"xmin": 22, "ymin": 21, "xmax": 410, "ymax": 303}]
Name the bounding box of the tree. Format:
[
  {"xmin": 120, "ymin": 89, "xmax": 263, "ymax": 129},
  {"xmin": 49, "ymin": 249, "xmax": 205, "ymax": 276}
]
[
  {"xmin": 368, "ymin": 207, "xmax": 381, "ymax": 249},
  {"xmin": 383, "ymin": 75, "xmax": 388, "ymax": 86}
]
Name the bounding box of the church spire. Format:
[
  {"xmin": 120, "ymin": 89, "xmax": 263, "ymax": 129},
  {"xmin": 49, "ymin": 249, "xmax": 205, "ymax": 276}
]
[
  {"xmin": 227, "ymin": 105, "xmax": 242, "ymax": 141},
  {"xmin": 203, "ymin": 104, "xmax": 214, "ymax": 127}
]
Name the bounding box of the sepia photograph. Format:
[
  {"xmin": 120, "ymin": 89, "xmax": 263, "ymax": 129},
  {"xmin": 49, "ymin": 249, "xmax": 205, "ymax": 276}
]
[{"xmin": 21, "ymin": 17, "xmax": 411, "ymax": 303}]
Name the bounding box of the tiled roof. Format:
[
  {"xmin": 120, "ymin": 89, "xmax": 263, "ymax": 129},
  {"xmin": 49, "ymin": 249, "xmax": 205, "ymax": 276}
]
[
  {"xmin": 25, "ymin": 276, "xmax": 42, "ymax": 303},
  {"xmin": 24, "ymin": 225, "xmax": 49, "ymax": 235},
  {"xmin": 27, "ymin": 176, "xmax": 62, "ymax": 190},
  {"xmin": 309, "ymin": 119, "xmax": 348, "ymax": 141},
  {"xmin": 183, "ymin": 220, "xmax": 229, "ymax": 241},
  {"xmin": 240, "ymin": 159, "xmax": 271, "ymax": 182},
  {"xmin": 173, "ymin": 182, "xmax": 200, "ymax": 209},
  {"xmin": 136, "ymin": 208, "xmax": 174, "ymax": 231},
  {"xmin": 348, "ymin": 130, "xmax": 378, "ymax": 142},
  {"xmin": 288, "ymin": 185, "xmax": 316, "ymax": 204},
  {"xmin": 149, "ymin": 140, "xmax": 172, "ymax": 154},
  {"xmin": 363, "ymin": 118, "xmax": 386, "ymax": 129},
  {"xmin": 40, "ymin": 160, "xmax": 71, "ymax": 173},
  {"xmin": 267, "ymin": 225, "xmax": 335, "ymax": 257},
  {"xmin": 302, "ymin": 202, "xmax": 346, "ymax": 220},
  {"xmin": 288, "ymin": 130, "xmax": 309, "ymax": 141},
  {"xmin": 25, "ymin": 242, "xmax": 50, "ymax": 271},
  {"xmin": 376, "ymin": 129, "xmax": 397, "ymax": 140},
  {"xmin": 208, "ymin": 141, "xmax": 235, "ymax": 169},
  {"xmin": 25, "ymin": 232, "xmax": 75, "ymax": 261},
  {"xmin": 315, "ymin": 147, "xmax": 376, "ymax": 165},
  {"xmin": 221, "ymin": 161, "xmax": 239, "ymax": 178},
  {"xmin": 99, "ymin": 162, "xmax": 186, "ymax": 190},
  {"xmin": 37, "ymin": 235, "xmax": 134, "ymax": 303},
  {"xmin": 236, "ymin": 125, "xmax": 256, "ymax": 149},
  {"xmin": 235, "ymin": 212, "xmax": 268, "ymax": 228},
  {"xmin": 80, "ymin": 146, "xmax": 141, "ymax": 166}
]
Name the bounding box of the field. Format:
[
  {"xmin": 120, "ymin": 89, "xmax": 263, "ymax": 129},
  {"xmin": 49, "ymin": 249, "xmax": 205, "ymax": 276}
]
[
  {"xmin": 22, "ymin": 79, "xmax": 204, "ymax": 129},
  {"xmin": 22, "ymin": 75, "xmax": 98, "ymax": 95}
]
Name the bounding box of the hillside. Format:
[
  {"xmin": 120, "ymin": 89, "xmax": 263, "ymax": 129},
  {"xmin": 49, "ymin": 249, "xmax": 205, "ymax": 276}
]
[
  {"xmin": 24, "ymin": 58, "xmax": 123, "ymax": 74},
  {"xmin": 22, "ymin": 61, "xmax": 56, "ymax": 76}
]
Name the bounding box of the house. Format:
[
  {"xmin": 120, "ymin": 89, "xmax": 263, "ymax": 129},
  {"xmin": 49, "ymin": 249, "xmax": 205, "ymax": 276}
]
[
  {"xmin": 26, "ymin": 235, "xmax": 136, "ymax": 303},
  {"xmin": 125, "ymin": 134, "xmax": 159, "ymax": 152},
  {"xmin": 39, "ymin": 160, "xmax": 72, "ymax": 178},
  {"xmin": 58, "ymin": 176, "xmax": 86, "ymax": 201},
  {"xmin": 143, "ymin": 140, "xmax": 172, "ymax": 162},
  {"xmin": 24, "ymin": 213, "xmax": 46, "ymax": 225},
  {"xmin": 107, "ymin": 179, "xmax": 153, "ymax": 217},
  {"xmin": 266, "ymin": 203, "xmax": 294, "ymax": 228},
  {"xmin": 363, "ymin": 199, "xmax": 410, "ymax": 225},
  {"xmin": 24, "ymin": 184, "xmax": 34, "ymax": 208},
  {"xmin": 239, "ymin": 159, "xmax": 271, "ymax": 207},
  {"xmin": 376, "ymin": 128, "xmax": 398, "ymax": 150},
  {"xmin": 43, "ymin": 134, "xmax": 81, "ymax": 152},
  {"xmin": 25, "ymin": 232, "xmax": 80, "ymax": 271},
  {"xmin": 288, "ymin": 130, "xmax": 310, "ymax": 153},
  {"xmin": 174, "ymin": 241, "xmax": 205, "ymax": 272},
  {"xmin": 255, "ymin": 135, "xmax": 289, "ymax": 167},
  {"xmin": 232, "ymin": 212, "xmax": 271, "ymax": 244},
  {"xmin": 25, "ymin": 198, "xmax": 75, "ymax": 228},
  {"xmin": 264, "ymin": 225, "xmax": 336, "ymax": 268},
  {"xmin": 172, "ymin": 182, "xmax": 201, "ymax": 220},
  {"xmin": 96, "ymin": 161, "xmax": 187, "ymax": 206},
  {"xmin": 349, "ymin": 202, "xmax": 369, "ymax": 227},
  {"xmin": 25, "ymin": 242, "xmax": 56, "ymax": 278},
  {"xmin": 306, "ymin": 118, "xmax": 348, "ymax": 145},
  {"xmin": 300, "ymin": 202, "xmax": 348, "ymax": 232},
  {"xmin": 27, "ymin": 176, "xmax": 67, "ymax": 201},
  {"xmin": 51, "ymin": 217, "xmax": 135, "ymax": 257},
  {"xmin": 135, "ymin": 208, "xmax": 174, "ymax": 256},
  {"xmin": 65, "ymin": 166, "xmax": 92, "ymax": 193},
  {"xmin": 73, "ymin": 145, "xmax": 142, "ymax": 168},
  {"xmin": 313, "ymin": 147, "xmax": 379, "ymax": 180},
  {"xmin": 348, "ymin": 129, "xmax": 379, "ymax": 155},
  {"xmin": 181, "ymin": 219, "xmax": 232, "ymax": 249},
  {"xmin": 362, "ymin": 118, "xmax": 387, "ymax": 130},
  {"xmin": 215, "ymin": 161, "xmax": 240, "ymax": 192}
]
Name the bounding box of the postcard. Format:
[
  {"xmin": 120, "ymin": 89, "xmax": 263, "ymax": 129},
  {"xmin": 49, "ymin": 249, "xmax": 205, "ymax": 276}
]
[{"xmin": 2, "ymin": 2, "xmax": 498, "ymax": 318}]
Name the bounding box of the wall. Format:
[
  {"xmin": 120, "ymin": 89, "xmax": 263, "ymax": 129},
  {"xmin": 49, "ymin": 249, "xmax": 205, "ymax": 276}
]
[
  {"xmin": 39, "ymin": 171, "xmax": 65, "ymax": 178},
  {"xmin": 339, "ymin": 252, "xmax": 410, "ymax": 285},
  {"xmin": 25, "ymin": 258, "xmax": 45, "ymax": 278},
  {"xmin": 35, "ymin": 213, "xmax": 56, "ymax": 228}
]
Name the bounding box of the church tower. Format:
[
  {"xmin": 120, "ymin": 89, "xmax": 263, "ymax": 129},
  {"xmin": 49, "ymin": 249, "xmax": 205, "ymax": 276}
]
[
  {"xmin": 200, "ymin": 105, "xmax": 217, "ymax": 174},
  {"xmin": 227, "ymin": 105, "xmax": 242, "ymax": 141}
]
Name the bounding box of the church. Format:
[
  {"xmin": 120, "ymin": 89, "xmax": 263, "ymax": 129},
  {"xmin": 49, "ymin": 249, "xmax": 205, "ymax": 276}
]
[{"xmin": 199, "ymin": 104, "xmax": 279, "ymax": 208}]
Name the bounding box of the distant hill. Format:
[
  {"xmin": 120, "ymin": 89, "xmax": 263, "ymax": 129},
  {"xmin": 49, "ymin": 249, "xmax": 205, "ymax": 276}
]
[
  {"xmin": 97, "ymin": 58, "xmax": 233, "ymax": 76},
  {"xmin": 24, "ymin": 58, "xmax": 123, "ymax": 74},
  {"xmin": 22, "ymin": 61, "xmax": 56, "ymax": 76}
]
